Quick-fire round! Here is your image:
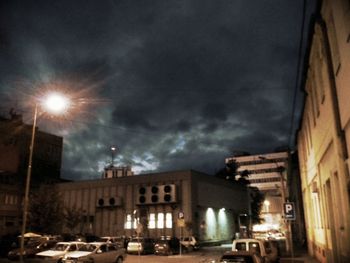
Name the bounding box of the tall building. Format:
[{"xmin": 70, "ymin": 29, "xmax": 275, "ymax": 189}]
[
  {"xmin": 297, "ymin": 0, "xmax": 350, "ymax": 262},
  {"xmin": 0, "ymin": 111, "xmax": 63, "ymax": 185},
  {"xmin": 225, "ymin": 152, "xmax": 289, "ymax": 234},
  {"xmin": 0, "ymin": 111, "xmax": 63, "ymax": 236}
]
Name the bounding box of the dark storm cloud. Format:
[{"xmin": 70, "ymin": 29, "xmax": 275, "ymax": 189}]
[{"xmin": 0, "ymin": 0, "xmax": 316, "ymax": 179}]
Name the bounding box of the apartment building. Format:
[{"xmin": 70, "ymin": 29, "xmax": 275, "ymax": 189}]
[
  {"xmin": 0, "ymin": 111, "xmax": 63, "ymax": 236},
  {"xmin": 225, "ymin": 152, "xmax": 289, "ymax": 232},
  {"xmin": 297, "ymin": 0, "xmax": 350, "ymax": 262}
]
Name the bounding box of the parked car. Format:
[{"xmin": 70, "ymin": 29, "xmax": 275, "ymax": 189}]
[
  {"xmin": 154, "ymin": 236, "xmax": 180, "ymax": 255},
  {"xmin": 232, "ymin": 238, "xmax": 279, "ymax": 263},
  {"xmin": 0, "ymin": 233, "xmax": 19, "ymax": 258},
  {"xmin": 7, "ymin": 239, "xmax": 57, "ymax": 260},
  {"xmin": 219, "ymin": 251, "xmax": 263, "ymax": 263},
  {"xmin": 180, "ymin": 236, "xmax": 199, "ymax": 251},
  {"xmin": 99, "ymin": 236, "xmax": 129, "ymax": 248},
  {"xmin": 62, "ymin": 242, "xmax": 126, "ymax": 263},
  {"xmin": 126, "ymin": 237, "xmax": 155, "ymax": 254},
  {"xmin": 36, "ymin": 241, "xmax": 85, "ymax": 263}
]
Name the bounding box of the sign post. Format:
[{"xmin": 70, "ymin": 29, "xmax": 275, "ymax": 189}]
[
  {"xmin": 283, "ymin": 202, "xmax": 295, "ymax": 259},
  {"xmin": 178, "ymin": 211, "xmax": 185, "ymax": 256},
  {"xmin": 136, "ymin": 223, "xmax": 143, "ymax": 263}
]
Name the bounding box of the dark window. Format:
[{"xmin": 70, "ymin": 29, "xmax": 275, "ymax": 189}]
[{"xmin": 235, "ymin": 242, "xmax": 246, "ymax": 251}]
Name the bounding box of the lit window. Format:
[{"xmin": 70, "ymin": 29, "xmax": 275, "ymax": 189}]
[
  {"xmin": 149, "ymin": 213, "xmax": 156, "ymax": 229},
  {"xmin": 166, "ymin": 213, "xmax": 172, "ymax": 228},
  {"xmin": 133, "ymin": 217, "xmax": 138, "ymax": 229},
  {"xmin": 125, "ymin": 214, "xmax": 132, "ymax": 229},
  {"xmin": 157, "ymin": 213, "xmax": 164, "ymax": 229}
]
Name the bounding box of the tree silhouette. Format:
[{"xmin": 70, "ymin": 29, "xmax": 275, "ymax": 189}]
[
  {"xmin": 28, "ymin": 185, "xmax": 64, "ymax": 234},
  {"xmin": 249, "ymin": 187, "xmax": 265, "ymax": 224},
  {"xmin": 237, "ymin": 169, "xmax": 250, "ymax": 185},
  {"xmin": 215, "ymin": 159, "xmax": 239, "ymax": 180},
  {"xmin": 64, "ymin": 206, "xmax": 84, "ymax": 233}
]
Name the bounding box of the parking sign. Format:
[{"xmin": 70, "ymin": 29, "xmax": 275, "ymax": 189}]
[{"xmin": 284, "ymin": 202, "xmax": 296, "ymax": 220}]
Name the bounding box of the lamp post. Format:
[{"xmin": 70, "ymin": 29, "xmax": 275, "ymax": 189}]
[
  {"xmin": 111, "ymin": 146, "xmax": 116, "ymax": 166},
  {"xmin": 19, "ymin": 93, "xmax": 70, "ymax": 263}
]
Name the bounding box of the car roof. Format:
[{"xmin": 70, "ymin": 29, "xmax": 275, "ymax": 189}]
[
  {"xmin": 233, "ymin": 238, "xmax": 262, "ymax": 242},
  {"xmin": 88, "ymin": 242, "xmax": 107, "ymax": 245},
  {"xmin": 224, "ymin": 251, "xmax": 259, "ymax": 255}
]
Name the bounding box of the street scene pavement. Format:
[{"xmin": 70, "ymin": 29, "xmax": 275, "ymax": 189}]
[{"xmin": 0, "ymin": 245, "xmax": 319, "ymax": 263}]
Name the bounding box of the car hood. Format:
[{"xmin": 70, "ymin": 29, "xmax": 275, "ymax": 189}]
[
  {"xmin": 65, "ymin": 251, "xmax": 92, "ymax": 258},
  {"xmin": 36, "ymin": 250, "xmax": 65, "ymax": 257}
]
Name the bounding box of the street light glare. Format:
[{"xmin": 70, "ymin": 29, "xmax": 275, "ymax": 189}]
[{"xmin": 42, "ymin": 93, "xmax": 70, "ymax": 114}]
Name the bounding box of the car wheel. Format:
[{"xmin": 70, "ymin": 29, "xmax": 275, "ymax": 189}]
[
  {"xmin": 187, "ymin": 245, "xmax": 194, "ymax": 252},
  {"xmin": 116, "ymin": 257, "xmax": 123, "ymax": 263}
]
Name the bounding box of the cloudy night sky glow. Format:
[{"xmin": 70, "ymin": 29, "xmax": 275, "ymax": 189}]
[{"xmin": 0, "ymin": 0, "xmax": 316, "ymax": 180}]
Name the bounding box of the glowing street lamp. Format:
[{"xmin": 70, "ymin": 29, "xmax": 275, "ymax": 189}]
[{"xmin": 19, "ymin": 92, "xmax": 70, "ymax": 263}]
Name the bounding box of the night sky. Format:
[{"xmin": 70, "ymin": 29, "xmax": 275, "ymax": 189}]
[{"xmin": 0, "ymin": 0, "xmax": 316, "ymax": 180}]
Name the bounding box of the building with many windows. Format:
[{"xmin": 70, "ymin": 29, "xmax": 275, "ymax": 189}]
[
  {"xmin": 225, "ymin": 152, "xmax": 289, "ymax": 234},
  {"xmin": 56, "ymin": 170, "xmax": 250, "ymax": 242},
  {"xmin": 297, "ymin": 0, "xmax": 350, "ymax": 262},
  {"xmin": 0, "ymin": 111, "xmax": 63, "ymax": 185},
  {"xmin": 0, "ymin": 111, "xmax": 64, "ymax": 237}
]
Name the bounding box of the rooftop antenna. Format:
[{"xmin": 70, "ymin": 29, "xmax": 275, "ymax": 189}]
[{"xmin": 110, "ymin": 146, "xmax": 117, "ymax": 167}]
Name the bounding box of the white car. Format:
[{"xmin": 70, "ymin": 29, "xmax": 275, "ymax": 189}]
[
  {"xmin": 180, "ymin": 236, "xmax": 199, "ymax": 251},
  {"xmin": 63, "ymin": 242, "xmax": 126, "ymax": 263},
  {"xmin": 220, "ymin": 251, "xmax": 263, "ymax": 263},
  {"xmin": 232, "ymin": 238, "xmax": 279, "ymax": 263},
  {"xmin": 36, "ymin": 241, "xmax": 85, "ymax": 263}
]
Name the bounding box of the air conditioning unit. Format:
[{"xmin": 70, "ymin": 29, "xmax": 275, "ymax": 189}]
[
  {"xmin": 96, "ymin": 197, "xmax": 123, "ymax": 207},
  {"xmin": 97, "ymin": 198, "xmax": 105, "ymax": 207},
  {"xmin": 136, "ymin": 184, "xmax": 177, "ymax": 205},
  {"xmin": 160, "ymin": 184, "xmax": 177, "ymax": 203}
]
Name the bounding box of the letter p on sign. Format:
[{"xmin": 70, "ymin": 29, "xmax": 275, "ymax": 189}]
[{"xmin": 284, "ymin": 202, "xmax": 296, "ymax": 220}]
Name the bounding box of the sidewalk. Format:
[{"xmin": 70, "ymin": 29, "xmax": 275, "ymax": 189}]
[{"xmin": 281, "ymin": 247, "xmax": 320, "ymax": 263}]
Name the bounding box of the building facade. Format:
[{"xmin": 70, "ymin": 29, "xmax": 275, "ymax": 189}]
[
  {"xmin": 56, "ymin": 170, "xmax": 250, "ymax": 242},
  {"xmin": 297, "ymin": 0, "xmax": 350, "ymax": 262},
  {"xmin": 225, "ymin": 152, "xmax": 289, "ymax": 233},
  {"xmin": 0, "ymin": 111, "xmax": 63, "ymax": 237},
  {"xmin": 0, "ymin": 111, "xmax": 63, "ymax": 185},
  {"xmin": 102, "ymin": 165, "xmax": 134, "ymax": 179}
]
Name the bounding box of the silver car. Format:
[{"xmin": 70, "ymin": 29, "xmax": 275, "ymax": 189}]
[
  {"xmin": 36, "ymin": 241, "xmax": 86, "ymax": 263},
  {"xmin": 62, "ymin": 242, "xmax": 126, "ymax": 263}
]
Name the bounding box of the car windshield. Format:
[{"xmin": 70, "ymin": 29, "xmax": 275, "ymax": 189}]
[
  {"xmin": 78, "ymin": 244, "xmax": 97, "ymax": 252},
  {"xmin": 220, "ymin": 255, "xmax": 254, "ymax": 263},
  {"xmin": 25, "ymin": 241, "xmax": 42, "ymax": 248},
  {"xmin": 156, "ymin": 240, "xmax": 168, "ymax": 244},
  {"xmin": 54, "ymin": 243, "xmax": 69, "ymax": 251}
]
